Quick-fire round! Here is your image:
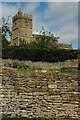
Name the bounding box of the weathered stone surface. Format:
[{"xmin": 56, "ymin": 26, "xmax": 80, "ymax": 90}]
[
  {"xmin": 48, "ymin": 84, "xmax": 57, "ymax": 89},
  {"xmin": 2, "ymin": 59, "xmax": 78, "ymax": 71},
  {"xmin": 0, "ymin": 67, "xmax": 79, "ymax": 119}
]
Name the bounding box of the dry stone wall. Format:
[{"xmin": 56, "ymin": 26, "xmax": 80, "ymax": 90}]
[
  {"xmin": 2, "ymin": 59, "xmax": 78, "ymax": 71},
  {"xmin": 1, "ymin": 67, "xmax": 79, "ymax": 119}
]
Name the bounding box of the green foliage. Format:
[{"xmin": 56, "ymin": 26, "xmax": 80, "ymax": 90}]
[
  {"xmin": 2, "ymin": 46, "xmax": 78, "ymax": 62},
  {"xmin": 17, "ymin": 63, "xmax": 30, "ymax": 70},
  {"xmin": 1, "ymin": 16, "xmax": 11, "ymax": 37},
  {"xmin": 1, "ymin": 116, "xmax": 49, "ymax": 120},
  {"xmin": 32, "ymin": 66, "xmax": 42, "ymax": 71},
  {"xmin": 2, "ymin": 116, "xmax": 33, "ymax": 120},
  {"xmin": 2, "ymin": 25, "xmax": 11, "ymax": 36},
  {"xmin": 17, "ymin": 26, "xmax": 60, "ymax": 50},
  {"xmin": 2, "ymin": 26, "xmax": 78, "ymax": 62},
  {"xmin": 0, "ymin": 16, "xmax": 11, "ymax": 48},
  {"xmin": 61, "ymin": 68, "xmax": 79, "ymax": 75},
  {"xmin": 67, "ymin": 68, "xmax": 79, "ymax": 75},
  {"xmin": 35, "ymin": 26, "xmax": 60, "ymax": 50},
  {"xmin": 77, "ymin": 49, "xmax": 80, "ymax": 59},
  {"xmin": 26, "ymin": 41, "xmax": 39, "ymax": 50},
  {"xmin": 2, "ymin": 34, "xmax": 10, "ymax": 48},
  {"xmin": 19, "ymin": 38, "xmax": 26, "ymax": 47},
  {"xmin": 17, "ymin": 63, "xmax": 42, "ymax": 71}
]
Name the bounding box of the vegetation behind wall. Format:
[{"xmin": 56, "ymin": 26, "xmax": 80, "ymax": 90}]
[{"xmin": 2, "ymin": 46, "xmax": 79, "ymax": 62}]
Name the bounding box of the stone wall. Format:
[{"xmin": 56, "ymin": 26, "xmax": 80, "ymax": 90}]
[
  {"xmin": 59, "ymin": 43, "xmax": 72, "ymax": 50},
  {"xmin": 32, "ymin": 34, "xmax": 58, "ymax": 47},
  {"xmin": 1, "ymin": 67, "xmax": 79, "ymax": 119},
  {"xmin": 2, "ymin": 59, "xmax": 78, "ymax": 71}
]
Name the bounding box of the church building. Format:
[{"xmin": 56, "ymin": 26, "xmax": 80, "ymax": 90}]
[{"xmin": 11, "ymin": 8, "xmax": 72, "ymax": 50}]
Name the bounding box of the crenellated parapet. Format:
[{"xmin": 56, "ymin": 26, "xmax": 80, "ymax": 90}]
[
  {"xmin": 11, "ymin": 8, "xmax": 33, "ymax": 46},
  {"xmin": 59, "ymin": 43, "xmax": 72, "ymax": 50},
  {"xmin": 24, "ymin": 13, "xmax": 32, "ymax": 20},
  {"xmin": 13, "ymin": 12, "xmax": 32, "ymax": 22}
]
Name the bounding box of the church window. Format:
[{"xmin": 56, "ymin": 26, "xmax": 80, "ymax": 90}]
[
  {"xmin": 26, "ymin": 21, "xmax": 27, "ymax": 26},
  {"xmin": 15, "ymin": 22, "xmax": 16, "ymax": 26}
]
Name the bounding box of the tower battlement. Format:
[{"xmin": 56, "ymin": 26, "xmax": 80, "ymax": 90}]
[
  {"xmin": 24, "ymin": 14, "xmax": 32, "ymax": 20},
  {"xmin": 12, "ymin": 14, "xmax": 19, "ymax": 22},
  {"xmin": 11, "ymin": 8, "xmax": 33, "ymax": 46},
  {"xmin": 13, "ymin": 12, "xmax": 32, "ymax": 22}
]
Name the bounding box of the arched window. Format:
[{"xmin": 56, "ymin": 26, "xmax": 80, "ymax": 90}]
[
  {"xmin": 15, "ymin": 22, "xmax": 16, "ymax": 26},
  {"xmin": 26, "ymin": 21, "xmax": 27, "ymax": 26}
]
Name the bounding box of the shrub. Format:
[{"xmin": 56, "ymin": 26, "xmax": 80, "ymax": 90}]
[
  {"xmin": 2, "ymin": 46, "xmax": 79, "ymax": 62},
  {"xmin": 17, "ymin": 63, "xmax": 30, "ymax": 70},
  {"xmin": 32, "ymin": 66, "xmax": 42, "ymax": 71}
]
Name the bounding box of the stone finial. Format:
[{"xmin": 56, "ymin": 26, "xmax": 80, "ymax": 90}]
[
  {"xmin": 18, "ymin": 7, "xmax": 22, "ymax": 16},
  {"xmin": 19, "ymin": 7, "xmax": 21, "ymax": 12},
  {"xmin": 18, "ymin": 2, "xmax": 22, "ymax": 12}
]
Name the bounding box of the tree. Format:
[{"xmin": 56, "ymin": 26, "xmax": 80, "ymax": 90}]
[
  {"xmin": 19, "ymin": 38, "xmax": 26, "ymax": 47},
  {"xmin": 0, "ymin": 16, "xmax": 11, "ymax": 48},
  {"xmin": 36, "ymin": 26, "xmax": 60, "ymax": 50},
  {"xmin": 26, "ymin": 41, "xmax": 39, "ymax": 50},
  {"xmin": 78, "ymin": 50, "xmax": 80, "ymax": 70},
  {"xmin": 2, "ymin": 34, "xmax": 10, "ymax": 48},
  {"xmin": 1, "ymin": 16, "xmax": 11, "ymax": 36}
]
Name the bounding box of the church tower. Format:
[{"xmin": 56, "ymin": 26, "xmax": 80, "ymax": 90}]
[{"xmin": 11, "ymin": 8, "xmax": 32, "ymax": 46}]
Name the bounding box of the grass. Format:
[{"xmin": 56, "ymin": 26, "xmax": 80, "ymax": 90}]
[
  {"xmin": 17, "ymin": 63, "xmax": 42, "ymax": 71},
  {"xmin": 1, "ymin": 116, "xmax": 49, "ymax": 120},
  {"xmin": 17, "ymin": 63, "xmax": 79, "ymax": 75},
  {"xmin": 2, "ymin": 117, "xmax": 31, "ymax": 120},
  {"xmin": 17, "ymin": 63, "xmax": 30, "ymax": 70},
  {"xmin": 32, "ymin": 66, "xmax": 42, "ymax": 71},
  {"xmin": 61, "ymin": 68, "xmax": 79, "ymax": 75},
  {"xmin": 1, "ymin": 116, "xmax": 79, "ymax": 120}
]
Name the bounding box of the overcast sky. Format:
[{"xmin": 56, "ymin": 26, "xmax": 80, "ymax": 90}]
[{"xmin": 0, "ymin": 1, "xmax": 78, "ymax": 49}]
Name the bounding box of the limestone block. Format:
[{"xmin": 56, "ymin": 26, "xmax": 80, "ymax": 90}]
[{"xmin": 48, "ymin": 84, "xmax": 57, "ymax": 89}]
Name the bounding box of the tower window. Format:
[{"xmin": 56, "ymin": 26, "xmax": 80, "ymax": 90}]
[{"xmin": 26, "ymin": 21, "xmax": 27, "ymax": 26}]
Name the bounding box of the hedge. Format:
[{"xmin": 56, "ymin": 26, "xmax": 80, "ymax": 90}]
[{"xmin": 2, "ymin": 46, "xmax": 79, "ymax": 62}]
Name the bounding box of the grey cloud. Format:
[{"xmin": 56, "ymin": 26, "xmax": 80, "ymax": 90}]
[
  {"xmin": 23, "ymin": 2, "xmax": 40, "ymax": 15},
  {"xmin": 44, "ymin": 2, "xmax": 78, "ymax": 47}
]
